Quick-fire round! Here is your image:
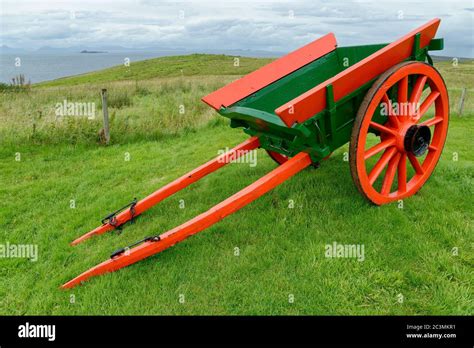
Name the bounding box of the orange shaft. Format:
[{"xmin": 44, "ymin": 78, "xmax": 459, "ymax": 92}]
[
  {"xmin": 71, "ymin": 136, "xmax": 260, "ymax": 245},
  {"xmin": 62, "ymin": 152, "xmax": 312, "ymax": 288}
]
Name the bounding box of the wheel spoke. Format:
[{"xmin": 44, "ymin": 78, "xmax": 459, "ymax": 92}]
[
  {"xmin": 409, "ymin": 75, "xmax": 428, "ymax": 104},
  {"xmin": 420, "ymin": 116, "xmax": 443, "ymax": 127},
  {"xmin": 364, "ymin": 138, "xmax": 396, "ymax": 160},
  {"xmin": 382, "ymin": 93, "xmax": 400, "ymax": 127},
  {"xmin": 398, "ymin": 76, "xmax": 408, "ymax": 103},
  {"xmin": 414, "ymin": 91, "xmax": 439, "ymax": 122},
  {"xmin": 398, "ymin": 76, "xmax": 408, "ymax": 122},
  {"xmin": 381, "ymin": 152, "xmax": 401, "ymax": 195},
  {"xmin": 428, "ymin": 144, "xmax": 438, "ymax": 152},
  {"xmin": 397, "ymin": 154, "xmax": 407, "ymax": 193},
  {"xmin": 407, "ymin": 153, "xmax": 424, "ymax": 175},
  {"xmin": 368, "ymin": 147, "xmax": 397, "ymax": 185},
  {"xmin": 369, "ymin": 121, "xmax": 398, "ymax": 136}
]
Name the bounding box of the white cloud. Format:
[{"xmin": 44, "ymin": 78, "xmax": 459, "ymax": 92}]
[{"xmin": 0, "ymin": 0, "xmax": 472, "ymax": 56}]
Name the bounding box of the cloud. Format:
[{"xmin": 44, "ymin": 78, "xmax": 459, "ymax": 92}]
[{"xmin": 0, "ymin": 0, "xmax": 472, "ymax": 57}]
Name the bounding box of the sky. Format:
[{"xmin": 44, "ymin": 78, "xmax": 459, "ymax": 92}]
[{"xmin": 0, "ymin": 0, "xmax": 473, "ymax": 57}]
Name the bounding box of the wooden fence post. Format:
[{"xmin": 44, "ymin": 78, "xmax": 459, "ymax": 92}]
[
  {"xmin": 458, "ymin": 87, "xmax": 466, "ymax": 116},
  {"xmin": 101, "ymin": 89, "xmax": 110, "ymax": 145}
]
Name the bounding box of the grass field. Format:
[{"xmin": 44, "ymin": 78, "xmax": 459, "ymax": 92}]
[{"xmin": 0, "ymin": 54, "xmax": 472, "ymax": 315}]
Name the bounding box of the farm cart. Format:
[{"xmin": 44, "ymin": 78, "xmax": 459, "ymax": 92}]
[{"xmin": 62, "ymin": 18, "xmax": 448, "ymax": 288}]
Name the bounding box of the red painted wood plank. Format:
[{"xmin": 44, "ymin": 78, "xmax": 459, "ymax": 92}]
[
  {"xmin": 201, "ymin": 33, "xmax": 338, "ymax": 110},
  {"xmin": 275, "ymin": 18, "xmax": 441, "ymax": 127}
]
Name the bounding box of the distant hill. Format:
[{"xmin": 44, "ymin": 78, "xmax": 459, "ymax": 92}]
[
  {"xmin": 431, "ymin": 55, "xmax": 472, "ymax": 62},
  {"xmin": 80, "ymin": 50, "xmax": 108, "ymax": 54},
  {"xmin": 36, "ymin": 54, "xmax": 273, "ymax": 87},
  {"xmin": 0, "ymin": 45, "xmax": 27, "ymax": 53}
]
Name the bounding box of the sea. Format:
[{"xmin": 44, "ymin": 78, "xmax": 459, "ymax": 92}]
[{"xmin": 0, "ymin": 49, "xmax": 281, "ymax": 84}]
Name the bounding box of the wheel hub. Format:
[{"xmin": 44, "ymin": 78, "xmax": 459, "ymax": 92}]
[{"xmin": 404, "ymin": 125, "xmax": 431, "ymax": 157}]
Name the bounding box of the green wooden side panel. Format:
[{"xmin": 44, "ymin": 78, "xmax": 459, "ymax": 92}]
[{"xmin": 233, "ymin": 51, "xmax": 340, "ymax": 114}]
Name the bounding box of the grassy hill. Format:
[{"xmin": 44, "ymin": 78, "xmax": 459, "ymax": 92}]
[
  {"xmin": 0, "ymin": 55, "xmax": 472, "ymax": 315},
  {"xmin": 36, "ymin": 54, "xmax": 273, "ymax": 87}
]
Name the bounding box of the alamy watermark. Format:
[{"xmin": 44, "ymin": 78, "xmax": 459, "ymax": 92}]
[
  {"xmin": 18, "ymin": 322, "xmax": 55, "ymax": 341},
  {"xmin": 380, "ymin": 101, "xmax": 420, "ymax": 118},
  {"xmin": 217, "ymin": 148, "xmax": 257, "ymax": 167},
  {"xmin": 325, "ymin": 241, "xmax": 365, "ymax": 262},
  {"xmin": 0, "ymin": 242, "xmax": 38, "ymax": 262},
  {"xmin": 55, "ymin": 99, "xmax": 95, "ymax": 120}
]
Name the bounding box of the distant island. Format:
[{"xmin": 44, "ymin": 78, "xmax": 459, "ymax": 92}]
[{"xmin": 80, "ymin": 50, "xmax": 107, "ymax": 54}]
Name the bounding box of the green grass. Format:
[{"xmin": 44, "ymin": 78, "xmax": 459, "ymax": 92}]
[{"xmin": 0, "ymin": 55, "xmax": 472, "ymax": 315}]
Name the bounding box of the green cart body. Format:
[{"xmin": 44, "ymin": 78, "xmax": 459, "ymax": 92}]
[{"xmin": 205, "ymin": 21, "xmax": 444, "ymax": 163}]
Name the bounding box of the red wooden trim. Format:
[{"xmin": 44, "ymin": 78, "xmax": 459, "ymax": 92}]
[
  {"xmin": 201, "ymin": 33, "xmax": 337, "ymax": 110},
  {"xmin": 275, "ymin": 18, "xmax": 441, "ymax": 127},
  {"xmin": 70, "ymin": 137, "xmax": 260, "ymax": 245},
  {"xmin": 62, "ymin": 152, "xmax": 313, "ymax": 288}
]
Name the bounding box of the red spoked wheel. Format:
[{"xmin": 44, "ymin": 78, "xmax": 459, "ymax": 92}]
[{"xmin": 350, "ymin": 61, "xmax": 449, "ymax": 205}]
